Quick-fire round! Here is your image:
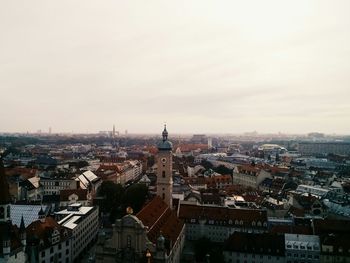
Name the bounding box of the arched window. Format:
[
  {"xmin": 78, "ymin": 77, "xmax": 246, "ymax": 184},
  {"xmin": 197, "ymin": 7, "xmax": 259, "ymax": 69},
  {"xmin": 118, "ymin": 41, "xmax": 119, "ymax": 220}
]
[
  {"xmin": 127, "ymin": 235, "xmax": 131, "ymax": 248},
  {"xmin": 0, "ymin": 207, "xmax": 4, "ymax": 219},
  {"xmin": 162, "ymin": 171, "xmax": 165, "ymax": 178}
]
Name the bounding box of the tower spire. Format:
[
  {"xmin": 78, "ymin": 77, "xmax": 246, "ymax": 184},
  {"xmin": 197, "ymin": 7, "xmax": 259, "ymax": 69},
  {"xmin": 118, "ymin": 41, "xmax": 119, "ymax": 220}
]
[{"xmin": 162, "ymin": 124, "xmax": 168, "ymax": 142}]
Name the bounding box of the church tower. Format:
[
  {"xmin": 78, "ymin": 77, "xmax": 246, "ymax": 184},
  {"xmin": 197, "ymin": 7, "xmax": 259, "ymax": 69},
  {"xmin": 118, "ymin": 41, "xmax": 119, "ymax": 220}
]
[{"xmin": 156, "ymin": 125, "xmax": 173, "ymax": 208}]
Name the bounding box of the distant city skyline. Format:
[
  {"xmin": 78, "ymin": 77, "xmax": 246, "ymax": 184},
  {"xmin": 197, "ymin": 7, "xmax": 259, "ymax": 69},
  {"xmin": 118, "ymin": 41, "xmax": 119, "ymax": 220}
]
[{"xmin": 1, "ymin": 0, "xmax": 350, "ymax": 134}]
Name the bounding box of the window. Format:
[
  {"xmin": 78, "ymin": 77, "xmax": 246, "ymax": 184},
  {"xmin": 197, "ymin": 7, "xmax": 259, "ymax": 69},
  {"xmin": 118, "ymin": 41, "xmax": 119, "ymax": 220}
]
[
  {"xmin": 0, "ymin": 207, "xmax": 4, "ymax": 219},
  {"xmin": 127, "ymin": 235, "xmax": 131, "ymax": 248},
  {"xmin": 42, "ymin": 251, "xmax": 45, "ymax": 257},
  {"xmin": 50, "ymin": 247, "xmax": 54, "ymax": 254},
  {"xmin": 162, "ymin": 171, "xmax": 165, "ymax": 178},
  {"xmin": 162, "ymin": 193, "xmax": 165, "ymax": 200}
]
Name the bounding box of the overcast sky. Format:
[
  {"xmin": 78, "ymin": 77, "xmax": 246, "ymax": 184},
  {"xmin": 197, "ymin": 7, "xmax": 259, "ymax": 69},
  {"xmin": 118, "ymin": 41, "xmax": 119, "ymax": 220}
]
[{"xmin": 1, "ymin": 0, "xmax": 350, "ymax": 134}]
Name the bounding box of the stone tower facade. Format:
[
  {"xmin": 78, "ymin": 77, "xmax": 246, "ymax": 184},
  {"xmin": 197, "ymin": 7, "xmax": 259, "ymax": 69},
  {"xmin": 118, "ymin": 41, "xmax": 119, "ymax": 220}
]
[{"xmin": 156, "ymin": 125, "xmax": 173, "ymax": 209}]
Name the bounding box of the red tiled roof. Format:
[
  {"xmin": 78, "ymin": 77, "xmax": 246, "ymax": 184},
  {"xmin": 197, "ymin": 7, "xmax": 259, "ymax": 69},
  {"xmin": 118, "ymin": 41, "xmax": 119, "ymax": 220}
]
[
  {"xmin": 26, "ymin": 217, "xmax": 70, "ymax": 249},
  {"xmin": 313, "ymin": 218, "xmax": 350, "ymax": 235},
  {"xmin": 178, "ymin": 203, "xmax": 267, "ymax": 228},
  {"xmin": 175, "ymin": 144, "xmax": 208, "ymax": 152},
  {"xmin": 136, "ymin": 196, "xmax": 184, "ymax": 247},
  {"xmin": 270, "ymin": 225, "xmax": 311, "ymax": 235},
  {"xmin": 287, "ymin": 206, "xmax": 305, "ymax": 217},
  {"xmin": 183, "ymin": 176, "xmax": 207, "ymax": 185},
  {"xmin": 4, "ymin": 167, "xmax": 37, "ymax": 179},
  {"xmin": 60, "ymin": 189, "xmax": 88, "ymax": 201},
  {"xmin": 206, "ymin": 175, "xmax": 232, "ymax": 187}
]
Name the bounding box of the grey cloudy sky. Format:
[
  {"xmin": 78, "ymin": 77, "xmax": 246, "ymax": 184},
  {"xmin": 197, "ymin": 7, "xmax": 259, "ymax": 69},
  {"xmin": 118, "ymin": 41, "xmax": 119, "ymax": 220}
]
[{"xmin": 1, "ymin": 0, "xmax": 350, "ymax": 134}]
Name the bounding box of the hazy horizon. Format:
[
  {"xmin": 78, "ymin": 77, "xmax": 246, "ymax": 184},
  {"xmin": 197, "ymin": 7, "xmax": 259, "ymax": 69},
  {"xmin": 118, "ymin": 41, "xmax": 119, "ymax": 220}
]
[{"xmin": 1, "ymin": 0, "xmax": 350, "ymax": 134}]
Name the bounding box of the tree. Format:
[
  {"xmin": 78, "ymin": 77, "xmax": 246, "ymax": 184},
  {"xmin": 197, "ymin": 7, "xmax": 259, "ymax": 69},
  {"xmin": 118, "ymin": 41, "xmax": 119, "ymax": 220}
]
[
  {"xmin": 147, "ymin": 155, "xmax": 155, "ymax": 167},
  {"xmin": 193, "ymin": 237, "xmax": 225, "ymax": 263},
  {"xmin": 214, "ymin": 165, "xmax": 232, "ymax": 175},
  {"xmin": 201, "ymin": 160, "xmax": 214, "ymax": 170},
  {"xmin": 194, "ymin": 237, "xmax": 212, "ymax": 262},
  {"xmin": 98, "ymin": 181, "xmax": 124, "ymax": 213},
  {"xmin": 122, "ymin": 184, "xmax": 148, "ymax": 214}
]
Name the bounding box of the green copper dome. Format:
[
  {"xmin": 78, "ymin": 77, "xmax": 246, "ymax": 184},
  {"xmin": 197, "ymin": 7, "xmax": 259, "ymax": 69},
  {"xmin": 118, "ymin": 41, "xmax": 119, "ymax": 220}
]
[{"xmin": 157, "ymin": 125, "xmax": 173, "ymax": 150}]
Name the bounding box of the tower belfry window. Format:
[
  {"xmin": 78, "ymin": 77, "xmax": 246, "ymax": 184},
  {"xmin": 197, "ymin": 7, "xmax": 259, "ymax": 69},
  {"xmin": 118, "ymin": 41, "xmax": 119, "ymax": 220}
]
[{"xmin": 162, "ymin": 171, "xmax": 165, "ymax": 178}]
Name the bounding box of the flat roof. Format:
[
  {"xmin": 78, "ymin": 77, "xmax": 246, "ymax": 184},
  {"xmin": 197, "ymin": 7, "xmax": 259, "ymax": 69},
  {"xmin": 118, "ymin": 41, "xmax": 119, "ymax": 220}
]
[
  {"xmin": 56, "ymin": 206, "xmax": 94, "ymax": 216},
  {"xmin": 60, "ymin": 215, "xmax": 82, "ymax": 229}
]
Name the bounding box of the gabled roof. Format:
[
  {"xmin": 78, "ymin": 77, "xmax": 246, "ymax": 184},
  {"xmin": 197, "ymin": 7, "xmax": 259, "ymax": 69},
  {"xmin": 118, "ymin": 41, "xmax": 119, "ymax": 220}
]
[
  {"xmin": 10, "ymin": 204, "xmax": 49, "ymax": 228},
  {"xmin": 78, "ymin": 170, "xmax": 100, "ymax": 189},
  {"xmin": 26, "ymin": 217, "xmax": 70, "ymax": 249},
  {"xmin": 60, "ymin": 189, "xmax": 88, "ymax": 201},
  {"xmin": 178, "ymin": 202, "xmax": 267, "ymax": 227},
  {"xmin": 313, "ymin": 218, "xmax": 350, "ymax": 235},
  {"xmin": 224, "ymin": 232, "xmax": 285, "ymax": 256},
  {"xmin": 136, "ymin": 196, "xmax": 184, "ymax": 248}
]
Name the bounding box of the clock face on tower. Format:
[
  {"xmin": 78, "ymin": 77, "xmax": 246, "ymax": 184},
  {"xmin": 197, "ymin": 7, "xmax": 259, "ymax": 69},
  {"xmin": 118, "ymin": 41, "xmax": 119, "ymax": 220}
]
[{"xmin": 161, "ymin": 157, "xmax": 167, "ymax": 164}]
